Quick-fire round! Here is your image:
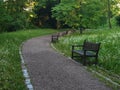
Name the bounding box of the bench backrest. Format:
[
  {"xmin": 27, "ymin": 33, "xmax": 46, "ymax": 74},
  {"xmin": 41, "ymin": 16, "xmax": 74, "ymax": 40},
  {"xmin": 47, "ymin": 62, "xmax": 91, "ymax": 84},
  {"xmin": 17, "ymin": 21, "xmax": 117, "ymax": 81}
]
[{"xmin": 83, "ymin": 40, "xmax": 101, "ymax": 52}]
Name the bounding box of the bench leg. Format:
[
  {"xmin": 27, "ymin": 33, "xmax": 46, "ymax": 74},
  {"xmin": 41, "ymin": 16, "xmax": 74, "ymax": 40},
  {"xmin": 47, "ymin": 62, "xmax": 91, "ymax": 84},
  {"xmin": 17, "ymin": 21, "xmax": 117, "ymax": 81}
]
[
  {"xmin": 51, "ymin": 37, "xmax": 58, "ymax": 43},
  {"xmin": 95, "ymin": 57, "xmax": 98, "ymax": 65},
  {"xmin": 71, "ymin": 51, "xmax": 74, "ymax": 59},
  {"xmin": 83, "ymin": 56, "xmax": 86, "ymax": 66},
  {"xmin": 51, "ymin": 36, "xmax": 53, "ymax": 42}
]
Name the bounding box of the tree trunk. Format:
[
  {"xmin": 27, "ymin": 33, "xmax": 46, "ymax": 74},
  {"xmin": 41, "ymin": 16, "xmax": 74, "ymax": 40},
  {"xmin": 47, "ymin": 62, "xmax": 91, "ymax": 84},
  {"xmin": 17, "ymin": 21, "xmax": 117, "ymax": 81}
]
[
  {"xmin": 56, "ymin": 21, "xmax": 61, "ymax": 29},
  {"xmin": 108, "ymin": 0, "xmax": 112, "ymax": 29},
  {"xmin": 56, "ymin": 0, "xmax": 61, "ymax": 29}
]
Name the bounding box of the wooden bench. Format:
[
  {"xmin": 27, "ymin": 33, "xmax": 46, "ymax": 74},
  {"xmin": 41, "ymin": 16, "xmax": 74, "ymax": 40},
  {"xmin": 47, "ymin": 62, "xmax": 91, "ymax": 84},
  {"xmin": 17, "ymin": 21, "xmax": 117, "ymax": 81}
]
[
  {"xmin": 71, "ymin": 40, "xmax": 101, "ymax": 65},
  {"xmin": 51, "ymin": 31, "xmax": 68, "ymax": 43},
  {"xmin": 51, "ymin": 34, "xmax": 59, "ymax": 43}
]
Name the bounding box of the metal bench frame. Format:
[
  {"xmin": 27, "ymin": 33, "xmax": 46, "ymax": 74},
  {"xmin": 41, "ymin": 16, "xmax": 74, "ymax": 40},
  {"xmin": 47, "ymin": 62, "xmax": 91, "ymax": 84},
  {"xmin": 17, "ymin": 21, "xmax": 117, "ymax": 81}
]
[
  {"xmin": 51, "ymin": 34, "xmax": 59, "ymax": 43},
  {"xmin": 51, "ymin": 31, "xmax": 68, "ymax": 43},
  {"xmin": 71, "ymin": 40, "xmax": 101, "ymax": 65}
]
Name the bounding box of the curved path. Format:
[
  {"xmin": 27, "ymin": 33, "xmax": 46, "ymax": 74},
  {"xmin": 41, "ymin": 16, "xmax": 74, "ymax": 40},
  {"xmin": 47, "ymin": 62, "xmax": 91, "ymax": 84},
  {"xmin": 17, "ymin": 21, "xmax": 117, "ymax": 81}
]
[{"xmin": 22, "ymin": 36, "xmax": 111, "ymax": 90}]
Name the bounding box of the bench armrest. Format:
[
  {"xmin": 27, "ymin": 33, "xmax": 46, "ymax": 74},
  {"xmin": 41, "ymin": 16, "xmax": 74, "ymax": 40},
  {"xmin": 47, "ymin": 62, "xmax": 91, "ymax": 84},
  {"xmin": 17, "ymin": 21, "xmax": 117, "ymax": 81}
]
[
  {"xmin": 72, "ymin": 45, "xmax": 83, "ymax": 51},
  {"xmin": 52, "ymin": 34, "xmax": 59, "ymax": 37},
  {"xmin": 51, "ymin": 34, "xmax": 59, "ymax": 43}
]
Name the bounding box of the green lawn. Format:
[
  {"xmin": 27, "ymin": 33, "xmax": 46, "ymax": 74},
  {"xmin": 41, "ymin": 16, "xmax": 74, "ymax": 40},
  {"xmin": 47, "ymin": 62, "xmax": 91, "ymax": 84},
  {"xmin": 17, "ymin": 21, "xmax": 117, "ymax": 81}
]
[
  {"xmin": 0, "ymin": 28, "xmax": 120, "ymax": 89},
  {"xmin": 53, "ymin": 27, "xmax": 120, "ymax": 89},
  {"xmin": 0, "ymin": 29, "xmax": 58, "ymax": 90}
]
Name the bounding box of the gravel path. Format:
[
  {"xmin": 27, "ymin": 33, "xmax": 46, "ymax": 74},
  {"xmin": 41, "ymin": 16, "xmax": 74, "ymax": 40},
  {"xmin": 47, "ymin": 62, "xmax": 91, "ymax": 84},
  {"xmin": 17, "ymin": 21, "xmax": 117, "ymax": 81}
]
[{"xmin": 22, "ymin": 36, "xmax": 111, "ymax": 90}]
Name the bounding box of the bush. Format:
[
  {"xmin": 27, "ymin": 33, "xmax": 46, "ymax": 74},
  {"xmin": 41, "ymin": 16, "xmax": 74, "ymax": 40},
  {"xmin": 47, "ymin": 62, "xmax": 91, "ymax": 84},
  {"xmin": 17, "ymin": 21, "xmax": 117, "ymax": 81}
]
[
  {"xmin": 0, "ymin": 13, "xmax": 28, "ymax": 32},
  {"xmin": 115, "ymin": 15, "xmax": 120, "ymax": 26}
]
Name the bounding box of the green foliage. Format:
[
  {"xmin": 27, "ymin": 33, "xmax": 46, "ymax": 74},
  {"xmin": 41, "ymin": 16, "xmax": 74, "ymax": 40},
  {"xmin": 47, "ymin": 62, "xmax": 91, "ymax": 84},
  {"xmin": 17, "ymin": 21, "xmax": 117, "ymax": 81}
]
[
  {"xmin": 0, "ymin": 0, "xmax": 32, "ymax": 32},
  {"xmin": 52, "ymin": 2, "xmax": 80, "ymax": 28},
  {"xmin": 54, "ymin": 28, "xmax": 120, "ymax": 76},
  {"xmin": 52, "ymin": 0, "xmax": 107, "ymax": 29},
  {"xmin": 111, "ymin": 0, "xmax": 120, "ymax": 15},
  {"xmin": 0, "ymin": 1, "xmax": 8, "ymax": 32},
  {"xmin": 0, "ymin": 0, "xmax": 120, "ymax": 32},
  {"xmin": 32, "ymin": 0, "xmax": 59, "ymax": 28},
  {"xmin": 115, "ymin": 15, "xmax": 120, "ymax": 26},
  {"xmin": 0, "ymin": 13, "xmax": 28, "ymax": 32},
  {"xmin": 0, "ymin": 29, "xmax": 58, "ymax": 90},
  {"xmin": 82, "ymin": 0, "xmax": 107, "ymax": 28},
  {"xmin": 53, "ymin": 27, "xmax": 120, "ymax": 88}
]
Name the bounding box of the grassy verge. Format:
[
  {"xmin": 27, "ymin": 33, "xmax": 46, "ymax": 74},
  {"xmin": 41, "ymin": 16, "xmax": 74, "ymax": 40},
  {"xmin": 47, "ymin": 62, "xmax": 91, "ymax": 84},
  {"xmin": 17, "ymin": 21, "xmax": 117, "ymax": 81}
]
[
  {"xmin": 0, "ymin": 29, "xmax": 58, "ymax": 90},
  {"xmin": 53, "ymin": 27, "xmax": 120, "ymax": 89}
]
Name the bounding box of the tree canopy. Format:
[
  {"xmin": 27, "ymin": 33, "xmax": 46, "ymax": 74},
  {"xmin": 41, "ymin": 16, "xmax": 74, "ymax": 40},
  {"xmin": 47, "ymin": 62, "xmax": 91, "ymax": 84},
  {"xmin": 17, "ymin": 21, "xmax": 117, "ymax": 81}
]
[
  {"xmin": 0, "ymin": 0, "xmax": 120, "ymax": 32},
  {"xmin": 52, "ymin": 0, "xmax": 113, "ymax": 29},
  {"xmin": 0, "ymin": 0, "xmax": 31, "ymax": 32}
]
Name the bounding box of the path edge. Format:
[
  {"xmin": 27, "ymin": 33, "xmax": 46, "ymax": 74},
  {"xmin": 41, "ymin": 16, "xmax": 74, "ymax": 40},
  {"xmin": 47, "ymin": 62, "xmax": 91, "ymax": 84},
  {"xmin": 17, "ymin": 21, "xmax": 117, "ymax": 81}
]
[
  {"xmin": 51, "ymin": 43, "xmax": 120, "ymax": 89},
  {"xmin": 19, "ymin": 41, "xmax": 34, "ymax": 90}
]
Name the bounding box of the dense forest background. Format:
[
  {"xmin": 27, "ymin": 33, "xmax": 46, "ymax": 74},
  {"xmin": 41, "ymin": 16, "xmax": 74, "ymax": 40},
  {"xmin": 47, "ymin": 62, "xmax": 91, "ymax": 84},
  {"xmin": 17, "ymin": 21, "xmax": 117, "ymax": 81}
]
[{"xmin": 0, "ymin": 0, "xmax": 120, "ymax": 32}]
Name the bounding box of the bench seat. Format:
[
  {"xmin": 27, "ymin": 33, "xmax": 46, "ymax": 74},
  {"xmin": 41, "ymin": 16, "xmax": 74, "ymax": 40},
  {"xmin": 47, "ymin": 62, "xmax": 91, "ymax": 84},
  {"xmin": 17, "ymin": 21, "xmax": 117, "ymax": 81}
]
[
  {"xmin": 71, "ymin": 40, "xmax": 101, "ymax": 65},
  {"xmin": 73, "ymin": 50, "xmax": 96, "ymax": 57}
]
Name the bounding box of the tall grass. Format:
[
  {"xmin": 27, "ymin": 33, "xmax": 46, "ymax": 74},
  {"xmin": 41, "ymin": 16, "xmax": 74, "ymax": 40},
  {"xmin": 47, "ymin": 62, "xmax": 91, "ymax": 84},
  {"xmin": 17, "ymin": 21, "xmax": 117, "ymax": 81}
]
[
  {"xmin": 54, "ymin": 28, "xmax": 120, "ymax": 76},
  {"xmin": 0, "ymin": 29, "xmax": 58, "ymax": 90}
]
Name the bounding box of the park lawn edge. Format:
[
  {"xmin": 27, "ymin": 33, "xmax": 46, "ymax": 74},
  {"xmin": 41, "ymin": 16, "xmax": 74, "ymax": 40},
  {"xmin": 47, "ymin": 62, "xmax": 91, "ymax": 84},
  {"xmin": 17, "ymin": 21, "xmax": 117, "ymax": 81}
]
[
  {"xmin": 51, "ymin": 42, "xmax": 120, "ymax": 90},
  {"xmin": 52, "ymin": 28, "xmax": 120, "ymax": 90},
  {"xmin": 0, "ymin": 29, "xmax": 58, "ymax": 90}
]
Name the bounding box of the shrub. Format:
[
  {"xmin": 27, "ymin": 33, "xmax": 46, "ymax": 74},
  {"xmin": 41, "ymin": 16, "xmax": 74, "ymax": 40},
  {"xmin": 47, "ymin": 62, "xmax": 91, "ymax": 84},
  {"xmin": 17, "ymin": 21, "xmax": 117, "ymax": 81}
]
[{"xmin": 115, "ymin": 15, "xmax": 120, "ymax": 26}]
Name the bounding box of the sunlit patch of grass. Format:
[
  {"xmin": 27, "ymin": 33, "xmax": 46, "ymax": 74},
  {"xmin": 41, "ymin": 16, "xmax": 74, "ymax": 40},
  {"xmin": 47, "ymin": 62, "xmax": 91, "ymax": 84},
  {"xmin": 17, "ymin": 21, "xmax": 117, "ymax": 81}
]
[{"xmin": 0, "ymin": 29, "xmax": 58, "ymax": 90}]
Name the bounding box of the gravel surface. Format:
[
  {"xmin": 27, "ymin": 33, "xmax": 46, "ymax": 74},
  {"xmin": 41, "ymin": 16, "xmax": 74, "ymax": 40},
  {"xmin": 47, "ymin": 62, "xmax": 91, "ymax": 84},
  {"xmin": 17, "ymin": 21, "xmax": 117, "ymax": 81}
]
[{"xmin": 22, "ymin": 36, "xmax": 111, "ymax": 90}]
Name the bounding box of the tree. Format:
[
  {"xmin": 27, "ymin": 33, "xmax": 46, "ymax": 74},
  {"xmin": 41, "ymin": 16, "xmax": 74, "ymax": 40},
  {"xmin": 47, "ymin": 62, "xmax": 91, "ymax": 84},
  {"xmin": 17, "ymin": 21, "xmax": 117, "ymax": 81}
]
[
  {"xmin": 0, "ymin": 0, "xmax": 31, "ymax": 32},
  {"xmin": 107, "ymin": 0, "xmax": 112, "ymax": 28},
  {"xmin": 5, "ymin": 0, "xmax": 29, "ymax": 30},
  {"xmin": 111, "ymin": 0, "xmax": 120, "ymax": 26},
  {"xmin": 52, "ymin": 0, "xmax": 107, "ymax": 29},
  {"xmin": 0, "ymin": 0, "xmax": 13, "ymax": 32},
  {"xmin": 32, "ymin": 0, "xmax": 60, "ymax": 28},
  {"xmin": 115, "ymin": 15, "xmax": 120, "ymax": 26}
]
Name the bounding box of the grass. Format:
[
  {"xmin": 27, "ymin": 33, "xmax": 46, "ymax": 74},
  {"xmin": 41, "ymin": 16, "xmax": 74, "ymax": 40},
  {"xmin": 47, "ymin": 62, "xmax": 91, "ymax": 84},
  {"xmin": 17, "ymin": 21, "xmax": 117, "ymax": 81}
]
[
  {"xmin": 0, "ymin": 29, "xmax": 58, "ymax": 90},
  {"xmin": 53, "ymin": 27, "xmax": 120, "ymax": 89}
]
